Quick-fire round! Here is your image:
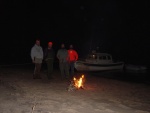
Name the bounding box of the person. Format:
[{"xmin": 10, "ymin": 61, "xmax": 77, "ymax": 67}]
[
  {"xmin": 57, "ymin": 43, "xmax": 69, "ymax": 80},
  {"xmin": 31, "ymin": 39, "xmax": 43, "ymax": 79},
  {"xmin": 44, "ymin": 42, "xmax": 55, "ymax": 79},
  {"xmin": 68, "ymin": 44, "xmax": 78, "ymax": 78}
]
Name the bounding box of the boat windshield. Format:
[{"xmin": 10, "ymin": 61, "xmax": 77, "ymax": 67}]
[{"xmin": 87, "ymin": 54, "xmax": 97, "ymax": 59}]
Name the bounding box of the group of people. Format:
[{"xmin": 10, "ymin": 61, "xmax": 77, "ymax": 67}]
[{"xmin": 30, "ymin": 39, "xmax": 78, "ymax": 80}]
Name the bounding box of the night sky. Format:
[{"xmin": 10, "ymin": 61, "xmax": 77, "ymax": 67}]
[{"xmin": 0, "ymin": 1, "xmax": 149, "ymax": 66}]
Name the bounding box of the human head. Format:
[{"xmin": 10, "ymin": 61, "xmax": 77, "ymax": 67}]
[
  {"xmin": 61, "ymin": 43, "xmax": 65, "ymax": 49},
  {"xmin": 48, "ymin": 42, "xmax": 53, "ymax": 48},
  {"xmin": 35, "ymin": 39, "xmax": 40, "ymax": 46},
  {"xmin": 69, "ymin": 44, "xmax": 73, "ymax": 49}
]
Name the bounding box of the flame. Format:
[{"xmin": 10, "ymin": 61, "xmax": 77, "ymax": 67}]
[{"xmin": 73, "ymin": 75, "xmax": 85, "ymax": 89}]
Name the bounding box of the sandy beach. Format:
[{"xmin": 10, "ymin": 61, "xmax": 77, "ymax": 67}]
[{"xmin": 0, "ymin": 67, "xmax": 150, "ymax": 113}]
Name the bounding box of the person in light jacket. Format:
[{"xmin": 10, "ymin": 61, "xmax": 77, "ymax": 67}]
[{"xmin": 31, "ymin": 39, "xmax": 43, "ymax": 79}]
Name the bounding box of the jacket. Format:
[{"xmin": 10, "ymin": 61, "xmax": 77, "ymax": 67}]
[
  {"xmin": 31, "ymin": 44, "xmax": 43, "ymax": 61},
  {"xmin": 57, "ymin": 48, "xmax": 69, "ymax": 63},
  {"xmin": 68, "ymin": 49, "xmax": 78, "ymax": 62},
  {"xmin": 44, "ymin": 48, "xmax": 55, "ymax": 60}
]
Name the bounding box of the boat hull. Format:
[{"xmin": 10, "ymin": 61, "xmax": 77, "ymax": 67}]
[
  {"xmin": 75, "ymin": 61, "xmax": 124, "ymax": 71},
  {"xmin": 125, "ymin": 64, "xmax": 147, "ymax": 72}
]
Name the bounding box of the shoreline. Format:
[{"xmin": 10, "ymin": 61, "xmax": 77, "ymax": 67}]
[{"xmin": 0, "ymin": 67, "xmax": 150, "ymax": 113}]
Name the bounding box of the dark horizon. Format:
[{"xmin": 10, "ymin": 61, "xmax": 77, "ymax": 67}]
[{"xmin": 0, "ymin": 1, "xmax": 150, "ymax": 66}]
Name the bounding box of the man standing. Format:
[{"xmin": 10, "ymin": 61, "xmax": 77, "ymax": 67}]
[
  {"xmin": 68, "ymin": 44, "xmax": 78, "ymax": 78},
  {"xmin": 44, "ymin": 42, "xmax": 55, "ymax": 79},
  {"xmin": 57, "ymin": 43, "xmax": 69, "ymax": 80},
  {"xmin": 31, "ymin": 39, "xmax": 43, "ymax": 79}
]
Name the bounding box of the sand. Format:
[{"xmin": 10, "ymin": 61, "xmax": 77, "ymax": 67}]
[{"xmin": 0, "ymin": 67, "xmax": 150, "ymax": 113}]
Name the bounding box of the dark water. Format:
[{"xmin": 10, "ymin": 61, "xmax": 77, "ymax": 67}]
[
  {"xmin": 0, "ymin": 61, "xmax": 149, "ymax": 85},
  {"xmin": 80, "ymin": 70, "xmax": 150, "ymax": 85}
]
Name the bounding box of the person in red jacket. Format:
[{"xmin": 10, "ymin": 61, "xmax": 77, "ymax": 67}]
[{"xmin": 68, "ymin": 44, "xmax": 78, "ymax": 79}]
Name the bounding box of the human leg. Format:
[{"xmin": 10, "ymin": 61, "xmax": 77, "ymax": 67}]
[
  {"xmin": 70, "ymin": 62, "xmax": 75, "ymax": 78},
  {"xmin": 64, "ymin": 62, "xmax": 69, "ymax": 79},
  {"xmin": 47, "ymin": 60, "xmax": 54, "ymax": 79},
  {"xmin": 33, "ymin": 63, "xmax": 39, "ymax": 79},
  {"xmin": 36, "ymin": 63, "xmax": 42, "ymax": 79},
  {"xmin": 59, "ymin": 62, "xmax": 65, "ymax": 79}
]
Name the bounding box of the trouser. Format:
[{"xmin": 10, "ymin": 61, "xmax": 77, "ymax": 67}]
[
  {"xmin": 69, "ymin": 61, "xmax": 75, "ymax": 79},
  {"xmin": 33, "ymin": 63, "xmax": 42, "ymax": 78},
  {"xmin": 46, "ymin": 59, "xmax": 53, "ymax": 79},
  {"xmin": 59, "ymin": 62, "xmax": 69, "ymax": 79}
]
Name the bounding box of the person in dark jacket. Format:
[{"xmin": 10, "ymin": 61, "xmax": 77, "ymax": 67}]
[
  {"xmin": 57, "ymin": 43, "xmax": 69, "ymax": 80},
  {"xmin": 44, "ymin": 42, "xmax": 55, "ymax": 79}
]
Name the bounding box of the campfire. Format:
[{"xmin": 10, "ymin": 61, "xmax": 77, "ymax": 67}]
[{"xmin": 68, "ymin": 75, "xmax": 85, "ymax": 91}]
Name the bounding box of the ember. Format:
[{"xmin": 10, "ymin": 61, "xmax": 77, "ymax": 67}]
[{"xmin": 67, "ymin": 75, "xmax": 85, "ymax": 91}]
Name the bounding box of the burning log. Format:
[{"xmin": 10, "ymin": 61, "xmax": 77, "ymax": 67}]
[
  {"xmin": 67, "ymin": 81, "xmax": 77, "ymax": 91},
  {"xmin": 67, "ymin": 75, "xmax": 85, "ymax": 91}
]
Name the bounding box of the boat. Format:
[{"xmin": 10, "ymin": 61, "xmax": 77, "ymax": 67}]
[
  {"xmin": 74, "ymin": 51, "xmax": 124, "ymax": 71},
  {"xmin": 125, "ymin": 64, "xmax": 147, "ymax": 72}
]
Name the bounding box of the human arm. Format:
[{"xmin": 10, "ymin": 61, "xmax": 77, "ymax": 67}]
[
  {"xmin": 75, "ymin": 51, "xmax": 78, "ymax": 61},
  {"xmin": 31, "ymin": 47, "xmax": 35, "ymax": 63},
  {"xmin": 56, "ymin": 50, "xmax": 60, "ymax": 60}
]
